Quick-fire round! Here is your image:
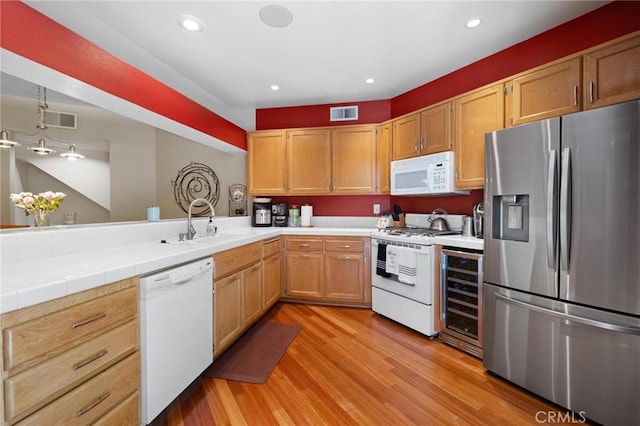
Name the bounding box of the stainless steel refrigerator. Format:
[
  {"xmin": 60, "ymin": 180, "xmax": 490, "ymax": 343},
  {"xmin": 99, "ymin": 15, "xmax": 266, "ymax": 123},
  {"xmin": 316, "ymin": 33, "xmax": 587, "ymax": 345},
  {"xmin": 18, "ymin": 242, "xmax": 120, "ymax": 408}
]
[{"xmin": 483, "ymin": 100, "xmax": 639, "ymax": 426}]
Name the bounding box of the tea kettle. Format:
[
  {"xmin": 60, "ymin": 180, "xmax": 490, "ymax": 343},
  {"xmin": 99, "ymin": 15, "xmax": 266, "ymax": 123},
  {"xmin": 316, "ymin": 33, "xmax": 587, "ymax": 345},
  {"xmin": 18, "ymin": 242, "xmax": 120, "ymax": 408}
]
[{"xmin": 428, "ymin": 208, "xmax": 450, "ymax": 231}]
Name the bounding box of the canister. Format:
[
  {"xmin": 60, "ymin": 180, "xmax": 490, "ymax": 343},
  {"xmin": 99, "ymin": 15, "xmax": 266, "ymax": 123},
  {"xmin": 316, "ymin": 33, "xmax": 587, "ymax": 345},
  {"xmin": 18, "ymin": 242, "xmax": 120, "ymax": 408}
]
[{"xmin": 288, "ymin": 205, "xmax": 300, "ymax": 227}]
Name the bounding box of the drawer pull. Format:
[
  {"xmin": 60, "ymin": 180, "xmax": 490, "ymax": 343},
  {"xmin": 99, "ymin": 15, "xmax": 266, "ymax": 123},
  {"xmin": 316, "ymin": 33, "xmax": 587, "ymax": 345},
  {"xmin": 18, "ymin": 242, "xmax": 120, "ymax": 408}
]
[
  {"xmin": 72, "ymin": 312, "xmax": 107, "ymax": 329},
  {"xmin": 337, "ymin": 255, "xmax": 352, "ymax": 260},
  {"xmin": 337, "ymin": 245, "xmax": 351, "ymax": 249},
  {"xmin": 73, "ymin": 349, "xmax": 108, "ymax": 370},
  {"xmin": 76, "ymin": 391, "xmax": 111, "ymax": 417}
]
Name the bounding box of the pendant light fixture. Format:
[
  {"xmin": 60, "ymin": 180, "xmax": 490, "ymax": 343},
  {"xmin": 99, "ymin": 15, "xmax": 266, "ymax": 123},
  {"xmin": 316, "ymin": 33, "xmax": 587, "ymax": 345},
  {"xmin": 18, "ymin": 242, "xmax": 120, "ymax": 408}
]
[
  {"xmin": 0, "ymin": 129, "xmax": 19, "ymax": 149},
  {"xmin": 20, "ymin": 86, "xmax": 85, "ymax": 160},
  {"xmin": 60, "ymin": 144, "xmax": 84, "ymax": 160},
  {"xmin": 29, "ymin": 138, "xmax": 56, "ymax": 155}
]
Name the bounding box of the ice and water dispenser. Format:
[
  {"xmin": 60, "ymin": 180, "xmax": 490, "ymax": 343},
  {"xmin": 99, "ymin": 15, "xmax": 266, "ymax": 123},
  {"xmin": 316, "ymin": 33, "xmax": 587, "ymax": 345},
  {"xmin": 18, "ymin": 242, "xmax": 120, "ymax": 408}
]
[{"xmin": 491, "ymin": 194, "xmax": 529, "ymax": 242}]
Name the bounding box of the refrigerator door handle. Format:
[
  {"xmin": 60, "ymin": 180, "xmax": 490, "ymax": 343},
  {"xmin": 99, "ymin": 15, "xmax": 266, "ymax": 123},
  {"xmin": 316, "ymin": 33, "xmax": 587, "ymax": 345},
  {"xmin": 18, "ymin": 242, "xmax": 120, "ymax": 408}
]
[
  {"xmin": 560, "ymin": 147, "xmax": 572, "ymax": 271},
  {"xmin": 546, "ymin": 149, "xmax": 558, "ymax": 269},
  {"xmin": 494, "ymin": 293, "xmax": 640, "ymax": 335}
]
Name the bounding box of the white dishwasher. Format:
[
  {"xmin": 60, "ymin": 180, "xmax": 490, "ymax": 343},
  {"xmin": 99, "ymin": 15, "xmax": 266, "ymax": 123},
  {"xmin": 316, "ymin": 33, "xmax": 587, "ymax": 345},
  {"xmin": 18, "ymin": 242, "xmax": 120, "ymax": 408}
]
[{"xmin": 140, "ymin": 257, "xmax": 214, "ymax": 424}]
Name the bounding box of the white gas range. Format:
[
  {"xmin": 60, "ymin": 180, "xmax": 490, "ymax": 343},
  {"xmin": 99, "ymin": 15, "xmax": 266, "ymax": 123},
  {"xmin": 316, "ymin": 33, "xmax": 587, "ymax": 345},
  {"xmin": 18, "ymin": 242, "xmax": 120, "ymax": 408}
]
[{"xmin": 370, "ymin": 213, "xmax": 466, "ymax": 336}]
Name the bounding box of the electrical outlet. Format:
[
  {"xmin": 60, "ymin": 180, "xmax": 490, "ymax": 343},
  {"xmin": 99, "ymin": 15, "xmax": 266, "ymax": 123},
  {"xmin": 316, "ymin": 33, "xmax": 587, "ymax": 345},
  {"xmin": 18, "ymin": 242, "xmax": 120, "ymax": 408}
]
[{"xmin": 373, "ymin": 204, "xmax": 380, "ymax": 215}]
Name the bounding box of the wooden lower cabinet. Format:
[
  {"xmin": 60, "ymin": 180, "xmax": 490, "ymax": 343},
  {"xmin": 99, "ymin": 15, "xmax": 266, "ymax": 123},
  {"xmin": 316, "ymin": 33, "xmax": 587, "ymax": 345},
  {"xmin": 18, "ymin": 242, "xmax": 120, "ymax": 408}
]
[
  {"xmin": 284, "ymin": 236, "xmax": 371, "ymax": 307},
  {"xmin": 213, "ymin": 272, "xmax": 243, "ymax": 356},
  {"xmin": 0, "ymin": 278, "xmax": 140, "ymax": 425},
  {"xmin": 325, "ymin": 253, "xmax": 365, "ymax": 302},
  {"xmin": 262, "ymin": 238, "xmax": 282, "ymax": 310},
  {"xmin": 242, "ymin": 263, "xmax": 263, "ymax": 326},
  {"xmin": 285, "ymin": 252, "xmax": 325, "ymax": 299},
  {"xmin": 213, "ymin": 239, "xmax": 280, "ymax": 358}
]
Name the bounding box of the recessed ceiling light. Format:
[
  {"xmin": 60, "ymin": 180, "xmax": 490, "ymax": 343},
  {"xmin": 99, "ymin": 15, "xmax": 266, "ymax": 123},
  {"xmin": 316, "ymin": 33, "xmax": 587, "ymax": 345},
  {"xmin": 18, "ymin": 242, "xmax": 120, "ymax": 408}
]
[
  {"xmin": 270, "ymin": 85, "xmax": 280, "ymax": 91},
  {"xmin": 259, "ymin": 5, "xmax": 293, "ymax": 28},
  {"xmin": 466, "ymin": 18, "xmax": 482, "ymax": 29},
  {"xmin": 365, "ymin": 78, "xmax": 375, "ymax": 84},
  {"xmin": 178, "ymin": 15, "xmax": 205, "ymax": 32}
]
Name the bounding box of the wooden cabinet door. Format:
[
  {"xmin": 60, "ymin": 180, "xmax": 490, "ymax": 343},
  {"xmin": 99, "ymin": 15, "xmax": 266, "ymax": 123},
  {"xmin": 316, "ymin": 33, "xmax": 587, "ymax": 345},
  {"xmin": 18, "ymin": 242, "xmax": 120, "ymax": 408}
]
[
  {"xmin": 392, "ymin": 113, "xmax": 420, "ymax": 160},
  {"xmin": 214, "ymin": 272, "xmax": 242, "ymax": 355},
  {"xmin": 242, "ymin": 263, "xmax": 263, "ymax": 326},
  {"xmin": 331, "ymin": 125, "xmax": 377, "ymax": 194},
  {"xmin": 376, "ymin": 121, "xmax": 392, "ymax": 194},
  {"xmin": 509, "ymin": 57, "xmax": 582, "ymax": 126},
  {"xmin": 263, "ymin": 253, "xmax": 281, "ymax": 310},
  {"xmin": 285, "ymin": 252, "xmax": 324, "ymax": 299},
  {"xmin": 454, "ymin": 84, "xmax": 505, "ymax": 190},
  {"xmin": 420, "ymin": 102, "xmax": 452, "ymax": 154},
  {"xmin": 247, "ymin": 131, "xmax": 287, "ymax": 195},
  {"xmin": 584, "ymin": 35, "xmax": 640, "ymax": 109},
  {"xmin": 325, "ymin": 253, "xmax": 365, "ymax": 302},
  {"xmin": 287, "ymin": 129, "xmax": 331, "ymax": 194}
]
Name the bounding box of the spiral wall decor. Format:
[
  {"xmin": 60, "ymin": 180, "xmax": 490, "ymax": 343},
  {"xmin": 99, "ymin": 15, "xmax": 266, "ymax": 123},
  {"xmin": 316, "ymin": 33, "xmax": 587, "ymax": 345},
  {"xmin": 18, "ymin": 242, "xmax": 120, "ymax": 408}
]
[{"xmin": 172, "ymin": 162, "xmax": 220, "ymax": 215}]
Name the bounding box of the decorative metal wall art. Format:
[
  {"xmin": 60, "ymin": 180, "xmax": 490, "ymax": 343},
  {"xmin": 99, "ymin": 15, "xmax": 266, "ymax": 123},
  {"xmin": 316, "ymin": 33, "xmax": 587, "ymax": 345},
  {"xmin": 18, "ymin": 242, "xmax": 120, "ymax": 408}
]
[
  {"xmin": 228, "ymin": 184, "xmax": 247, "ymax": 216},
  {"xmin": 172, "ymin": 162, "xmax": 220, "ymax": 215}
]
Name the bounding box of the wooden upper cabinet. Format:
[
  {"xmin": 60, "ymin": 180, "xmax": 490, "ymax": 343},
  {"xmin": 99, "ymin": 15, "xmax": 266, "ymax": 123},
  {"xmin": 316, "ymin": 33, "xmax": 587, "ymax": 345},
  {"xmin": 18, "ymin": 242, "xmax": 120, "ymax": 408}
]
[
  {"xmin": 376, "ymin": 121, "xmax": 392, "ymax": 194},
  {"xmin": 287, "ymin": 129, "xmax": 331, "ymax": 194},
  {"xmin": 392, "ymin": 113, "xmax": 420, "ymax": 160},
  {"xmin": 331, "ymin": 125, "xmax": 377, "ymax": 194},
  {"xmin": 247, "ymin": 131, "xmax": 287, "ymax": 195},
  {"xmin": 421, "ymin": 102, "xmax": 452, "ymax": 154},
  {"xmin": 584, "ymin": 34, "xmax": 640, "ymax": 110},
  {"xmin": 392, "ymin": 104, "xmax": 451, "ymax": 160},
  {"xmin": 454, "ymin": 84, "xmax": 505, "ymax": 190},
  {"xmin": 508, "ymin": 57, "xmax": 582, "ymax": 126}
]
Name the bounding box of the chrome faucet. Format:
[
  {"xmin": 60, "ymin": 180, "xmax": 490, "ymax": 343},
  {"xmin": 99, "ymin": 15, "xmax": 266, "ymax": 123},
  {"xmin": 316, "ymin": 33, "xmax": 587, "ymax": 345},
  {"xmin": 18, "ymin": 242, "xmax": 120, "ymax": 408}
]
[{"xmin": 180, "ymin": 198, "xmax": 215, "ymax": 241}]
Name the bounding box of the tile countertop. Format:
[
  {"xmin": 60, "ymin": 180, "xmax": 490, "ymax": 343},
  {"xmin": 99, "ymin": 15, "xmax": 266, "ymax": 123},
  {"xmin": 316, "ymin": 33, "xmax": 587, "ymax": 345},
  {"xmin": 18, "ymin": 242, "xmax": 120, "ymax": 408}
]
[{"xmin": 0, "ymin": 217, "xmax": 482, "ymax": 314}]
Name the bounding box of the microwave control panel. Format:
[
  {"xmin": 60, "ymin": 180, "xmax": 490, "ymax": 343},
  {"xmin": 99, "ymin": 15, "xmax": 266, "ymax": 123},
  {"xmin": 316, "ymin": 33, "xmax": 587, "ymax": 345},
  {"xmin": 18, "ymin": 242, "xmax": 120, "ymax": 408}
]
[{"xmin": 428, "ymin": 161, "xmax": 451, "ymax": 191}]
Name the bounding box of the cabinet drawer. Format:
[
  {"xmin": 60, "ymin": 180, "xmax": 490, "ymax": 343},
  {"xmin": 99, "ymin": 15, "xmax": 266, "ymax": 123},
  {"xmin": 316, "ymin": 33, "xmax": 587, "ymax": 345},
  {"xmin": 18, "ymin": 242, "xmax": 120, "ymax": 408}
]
[
  {"xmin": 325, "ymin": 239, "xmax": 364, "ymax": 253},
  {"xmin": 285, "ymin": 239, "xmax": 323, "ymax": 252},
  {"xmin": 5, "ymin": 321, "xmax": 138, "ymax": 422},
  {"xmin": 17, "ymin": 352, "xmax": 140, "ymax": 426},
  {"xmin": 4, "ymin": 287, "xmax": 137, "ymax": 372},
  {"xmin": 214, "ymin": 242, "xmax": 262, "ymax": 278},
  {"xmin": 91, "ymin": 390, "xmax": 139, "ymax": 426},
  {"xmin": 263, "ymin": 238, "xmax": 281, "ymax": 258}
]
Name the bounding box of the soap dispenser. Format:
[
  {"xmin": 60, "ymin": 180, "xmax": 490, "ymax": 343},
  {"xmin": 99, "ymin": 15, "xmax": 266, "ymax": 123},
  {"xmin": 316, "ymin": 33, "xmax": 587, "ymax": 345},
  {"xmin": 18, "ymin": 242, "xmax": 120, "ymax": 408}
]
[{"xmin": 206, "ymin": 217, "xmax": 216, "ymax": 236}]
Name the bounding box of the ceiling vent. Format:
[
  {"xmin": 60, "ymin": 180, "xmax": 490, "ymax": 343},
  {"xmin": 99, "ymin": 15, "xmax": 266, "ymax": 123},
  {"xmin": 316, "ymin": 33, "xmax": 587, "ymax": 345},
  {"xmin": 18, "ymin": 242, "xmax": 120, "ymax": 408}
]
[
  {"xmin": 46, "ymin": 110, "xmax": 77, "ymax": 129},
  {"xmin": 330, "ymin": 105, "xmax": 358, "ymax": 122}
]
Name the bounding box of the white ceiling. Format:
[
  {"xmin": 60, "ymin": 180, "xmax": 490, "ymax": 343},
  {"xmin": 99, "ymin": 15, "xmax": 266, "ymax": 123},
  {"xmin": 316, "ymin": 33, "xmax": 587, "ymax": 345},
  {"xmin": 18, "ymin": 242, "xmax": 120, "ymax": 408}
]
[{"xmin": 19, "ymin": 1, "xmax": 608, "ymax": 130}]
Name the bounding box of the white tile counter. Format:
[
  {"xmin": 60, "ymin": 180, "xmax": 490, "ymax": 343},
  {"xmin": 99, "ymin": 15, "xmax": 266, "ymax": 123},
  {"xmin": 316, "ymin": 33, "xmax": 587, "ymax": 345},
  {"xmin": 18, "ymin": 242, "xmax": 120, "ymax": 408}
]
[{"xmin": 1, "ymin": 216, "xmax": 482, "ymax": 314}]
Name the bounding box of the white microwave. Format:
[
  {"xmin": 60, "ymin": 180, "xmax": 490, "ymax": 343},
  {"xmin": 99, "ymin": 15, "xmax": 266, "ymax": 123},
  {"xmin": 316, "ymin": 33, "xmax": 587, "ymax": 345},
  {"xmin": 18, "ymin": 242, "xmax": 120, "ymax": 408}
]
[{"xmin": 390, "ymin": 151, "xmax": 469, "ymax": 196}]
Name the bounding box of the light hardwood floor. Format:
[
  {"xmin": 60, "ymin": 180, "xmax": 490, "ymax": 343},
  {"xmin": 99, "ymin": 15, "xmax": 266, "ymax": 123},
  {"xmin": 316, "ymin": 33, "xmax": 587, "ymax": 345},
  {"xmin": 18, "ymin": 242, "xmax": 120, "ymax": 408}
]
[{"xmin": 151, "ymin": 303, "xmax": 582, "ymax": 425}]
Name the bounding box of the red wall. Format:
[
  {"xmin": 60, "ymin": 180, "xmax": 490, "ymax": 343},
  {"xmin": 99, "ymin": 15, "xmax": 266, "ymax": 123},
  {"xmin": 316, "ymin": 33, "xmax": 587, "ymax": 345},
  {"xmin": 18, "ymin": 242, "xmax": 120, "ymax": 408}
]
[
  {"xmin": 0, "ymin": 1, "xmax": 247, "ymax": 150},
  {"xmin": 257, "ymin": 1, "xmax": 640, "ymax": 217},
  {"xmin": 256, "ymin": 100, "xmax": 391, "ymax": 130}
]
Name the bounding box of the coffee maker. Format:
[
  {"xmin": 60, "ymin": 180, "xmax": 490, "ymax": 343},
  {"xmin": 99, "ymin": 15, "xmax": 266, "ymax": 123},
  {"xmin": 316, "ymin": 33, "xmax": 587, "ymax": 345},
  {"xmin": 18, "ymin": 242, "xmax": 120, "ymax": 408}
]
[
  {"xmin": 473, "ymin": 202, "xmax": 484, "ymax": 238},
  {"xmin": 272, "ymin": 203, "xmax": 288, "ymax": 227},
  {"xmin": 252, "ymin": 197, "xmax": 272, "ymax": 227}
]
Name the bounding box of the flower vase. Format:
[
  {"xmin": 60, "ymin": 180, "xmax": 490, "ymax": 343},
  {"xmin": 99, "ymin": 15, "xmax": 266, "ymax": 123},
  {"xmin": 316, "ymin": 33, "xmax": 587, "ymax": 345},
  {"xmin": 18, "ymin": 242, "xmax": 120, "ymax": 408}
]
[{"xmin": 33, "ymin": 210, "xmax": 50, "ymax": 227}]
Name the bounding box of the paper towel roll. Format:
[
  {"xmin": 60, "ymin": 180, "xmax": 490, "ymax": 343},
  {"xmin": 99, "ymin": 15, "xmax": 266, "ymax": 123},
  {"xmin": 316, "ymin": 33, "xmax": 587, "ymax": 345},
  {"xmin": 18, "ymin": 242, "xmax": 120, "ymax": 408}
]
[{"xmin": 301, "ymin": 205, "xmax": 313, "ymax": 227}]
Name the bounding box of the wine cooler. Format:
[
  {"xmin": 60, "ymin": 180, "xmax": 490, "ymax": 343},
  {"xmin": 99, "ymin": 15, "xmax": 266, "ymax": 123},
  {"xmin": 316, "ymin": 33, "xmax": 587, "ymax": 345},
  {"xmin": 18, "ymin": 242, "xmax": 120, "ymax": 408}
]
[{"xmin": 440, "ymin": 247, "xmax": 484, "ymax": 358}]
